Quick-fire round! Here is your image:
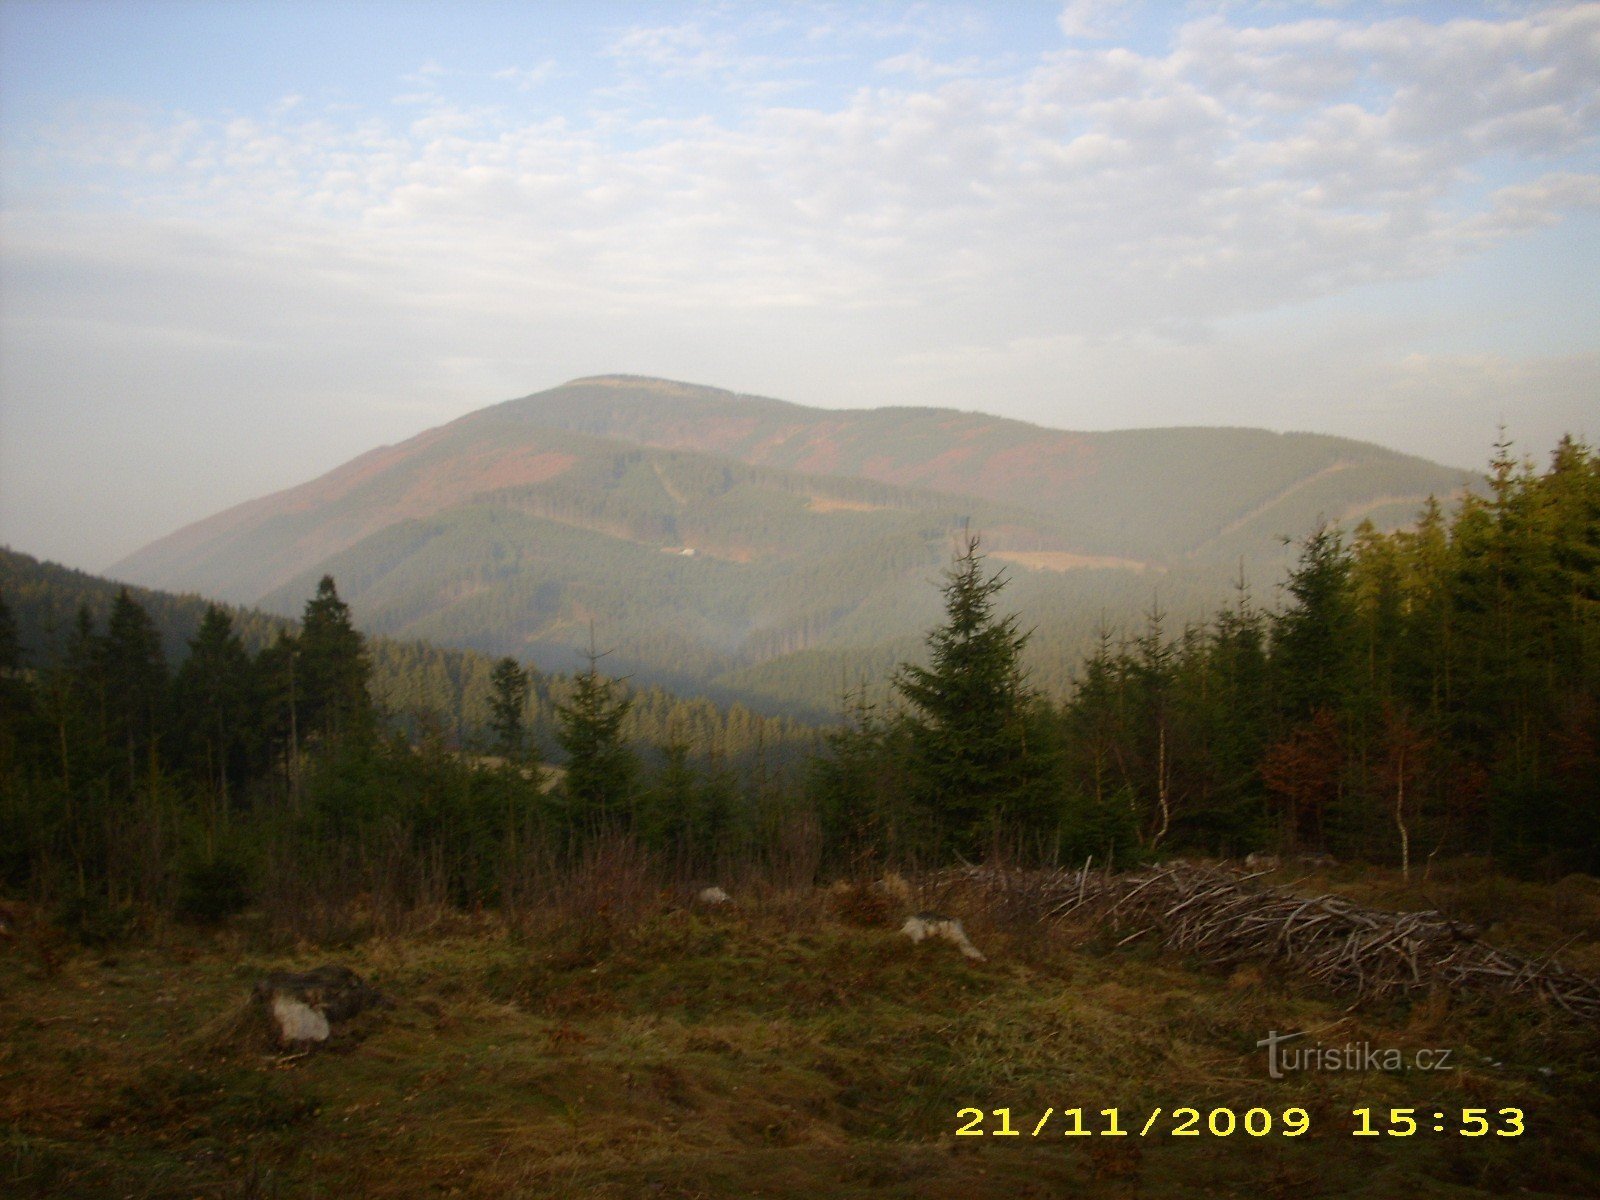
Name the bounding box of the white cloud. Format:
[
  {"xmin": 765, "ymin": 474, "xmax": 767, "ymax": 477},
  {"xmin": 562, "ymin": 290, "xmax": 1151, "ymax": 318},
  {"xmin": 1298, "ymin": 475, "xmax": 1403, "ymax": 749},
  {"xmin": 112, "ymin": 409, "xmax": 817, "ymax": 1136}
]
[
  {"xmin": 17, "ymin": 5, "xmax": 1598, "ymax": 333},
  {"xmin": 3, "ymin": 1, "xmax": 1598, "ymax": 567},
  {"xmin": 493, "ymin": 61, "xmax": 558, "ymax": 90},
  {"xmin": 1058, "ymin": 0, "xmax": 1130, "ymax": 40}
]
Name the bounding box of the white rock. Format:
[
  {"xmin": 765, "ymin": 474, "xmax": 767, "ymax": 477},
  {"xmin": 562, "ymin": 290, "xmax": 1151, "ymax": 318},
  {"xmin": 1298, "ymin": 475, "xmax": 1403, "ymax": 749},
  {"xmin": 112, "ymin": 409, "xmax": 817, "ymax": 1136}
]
[{"xmin": 270, "ymin": 995, "xmax": 331, "ymax": 1043}]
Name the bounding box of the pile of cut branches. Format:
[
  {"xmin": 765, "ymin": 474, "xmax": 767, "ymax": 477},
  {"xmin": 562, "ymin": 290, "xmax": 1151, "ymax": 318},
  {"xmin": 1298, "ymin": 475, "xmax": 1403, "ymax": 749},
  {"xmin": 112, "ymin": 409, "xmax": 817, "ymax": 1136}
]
[{"xmin": 942, "ymin": 862, "xmax": 1600, "ymax": 1018}]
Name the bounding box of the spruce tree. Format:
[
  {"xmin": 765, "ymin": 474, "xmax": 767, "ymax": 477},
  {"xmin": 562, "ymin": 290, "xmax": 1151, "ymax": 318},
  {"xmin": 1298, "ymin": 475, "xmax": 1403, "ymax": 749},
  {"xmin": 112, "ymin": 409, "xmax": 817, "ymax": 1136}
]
[
  {"xmin": 487, "ymin": 656, "xmax": 533, "ymax": 762},
  {"xmin": 645, "ymin": 736, "xmax": 699, "ymax": 862},
  {"xmin": 1271, "ymin": 524, "xmax": 1355, "ymax": 723},
  {"xmin": 895, "ymin": 534, "xmax": 1058, "ymax": 858},
  {"xmin": 0, "ymin": 589, "xmax": 31, "ymax": 781},
  {"xmin": 554, "ymin": 640, "xmax": 637, "ymax": 832},
  {"xmin": 0, "ymin": 588, "xmax": 19, "ymax": 673},
  {"xmin": 101, "ymin": 589, "xmax": 168, "ymax": 787},
  {"xmin": 173, "ymin": 605, "xmax": 256, "ymax": 804},
  {"xmin": 297, "ymin": 576, "xmax": 372, "ymax": 742},
  {"xmin": 809, "ymin": 683, "xmax": 906, "ymax": 869}
]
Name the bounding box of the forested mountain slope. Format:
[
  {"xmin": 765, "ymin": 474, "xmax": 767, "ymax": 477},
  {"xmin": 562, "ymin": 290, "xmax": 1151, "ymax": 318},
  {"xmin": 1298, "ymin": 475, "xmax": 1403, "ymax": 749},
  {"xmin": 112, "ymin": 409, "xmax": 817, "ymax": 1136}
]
[
  {"xmin": 493, "ymin": 376, "xmax": 1470, "ymax": 562},
  {"xmin": 0, "ymin": 547, "xmax": 814, "ymax": 767},
  {"xmin": 107, "ymin": 377, "xmax": 1473, "ymax": 716}
]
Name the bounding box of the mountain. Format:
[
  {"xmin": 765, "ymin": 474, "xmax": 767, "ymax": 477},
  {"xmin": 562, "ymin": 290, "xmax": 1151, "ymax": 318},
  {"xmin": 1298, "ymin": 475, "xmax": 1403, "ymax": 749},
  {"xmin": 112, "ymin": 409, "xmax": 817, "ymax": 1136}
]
[
  {"xmin": 109, "ymin": 376, "xmax": 1474, "ymax": 716},
  {"xmin": 489, "ymin": 376, "xmax": 1469, "ymax": 564}
]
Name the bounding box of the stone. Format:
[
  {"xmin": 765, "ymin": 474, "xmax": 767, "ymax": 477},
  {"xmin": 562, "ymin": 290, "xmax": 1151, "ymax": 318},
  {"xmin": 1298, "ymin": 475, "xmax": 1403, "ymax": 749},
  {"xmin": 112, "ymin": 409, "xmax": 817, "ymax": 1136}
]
[
  {"xmin": 253, "ymin": 964, "xmax": 388, "ymax": 1047},
  {"xmin": 270, "ymin": 995, "xmax": 331, "ymax": 1043}
]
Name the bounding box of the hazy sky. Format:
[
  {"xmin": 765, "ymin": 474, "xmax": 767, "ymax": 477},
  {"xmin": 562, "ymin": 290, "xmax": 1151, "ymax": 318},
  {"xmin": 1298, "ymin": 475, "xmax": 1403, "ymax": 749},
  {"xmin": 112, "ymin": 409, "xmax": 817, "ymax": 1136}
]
[{"xmin": 1, "ymin": 0, "xmax": 1596, "ymax": 572}]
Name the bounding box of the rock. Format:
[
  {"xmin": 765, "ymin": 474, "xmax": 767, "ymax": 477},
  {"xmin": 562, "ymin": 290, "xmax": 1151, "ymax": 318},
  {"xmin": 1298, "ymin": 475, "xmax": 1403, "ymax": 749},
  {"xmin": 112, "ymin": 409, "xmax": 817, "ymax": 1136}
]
[
  {"xmin": 269, "ymin": 995, "xmax": 331, "ymax": 1042},
  {"xmin": 901, "ymin": 912, "xmax": 986, "ymax": 961},
  {"xmin": 253, "ymin": 964, "xmax": 388, "ymax": 1047}
]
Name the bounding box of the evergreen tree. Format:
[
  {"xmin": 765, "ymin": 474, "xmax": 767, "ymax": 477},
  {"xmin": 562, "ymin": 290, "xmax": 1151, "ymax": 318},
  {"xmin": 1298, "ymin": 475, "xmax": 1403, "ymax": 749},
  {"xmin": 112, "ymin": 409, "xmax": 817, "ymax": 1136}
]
[
  {"xmin": 41, "ymin": 605, "xmax": 104, "ymax": 793},
  {"xmin": 895, "ymin": 535, "xmax": 1059, "ymax": 858},
  {"xmin": 173, "ymin": 605, "xmax": 257, "ymax": 804},
  {"xmin": 487, "ymin": 656, "xmax": 533, "ymax": 762},
  {"xmin": 255, "ymin": 629, "xmax": 303, "ymax": 796},
  {"xmin": 554, "ymin": 640, "xmax": 637, "ymax": 832},
  {"xmin": 100, "ymin": 588, "xmax": 168, "ymax": 787},
  {"xmin": 297, "ymin": 576, "xmax": 372, "ymax": 742},
  {"xmin": 0, "ymin": 588, "xmax": 19, "ymax": 673},
  {"xmin": 644, "ymin": 736, "xmax": 699, "ymax": 863},
  {"xmin": 1201, "ymin": 574, "xmax": 1271, "ymax": 849},
  {"xmin": 809, "ymin": 683, "xmax": 911, "ymax": 869},
  {"xmin": 0, "ymin": 589, "xmax": 31, "ymax": 781},
  {"xmin": 1271, "ymin": 524, "xmax": 1355, "ymax": 723}
]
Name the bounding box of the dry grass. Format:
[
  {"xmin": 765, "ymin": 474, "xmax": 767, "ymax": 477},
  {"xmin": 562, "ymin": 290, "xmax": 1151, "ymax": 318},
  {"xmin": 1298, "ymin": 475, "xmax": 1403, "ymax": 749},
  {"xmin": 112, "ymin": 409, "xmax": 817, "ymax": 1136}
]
[{"xmin": 2, "ymin": 862, "xmax": 1597, "ymax": 1198}]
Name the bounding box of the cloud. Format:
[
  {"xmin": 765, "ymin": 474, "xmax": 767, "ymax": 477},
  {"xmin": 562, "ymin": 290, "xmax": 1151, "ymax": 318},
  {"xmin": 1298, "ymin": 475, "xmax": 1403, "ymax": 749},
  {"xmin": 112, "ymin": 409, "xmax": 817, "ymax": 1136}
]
[
  {"xmin": 874, "ymin": 51, "xmax": 994, "ymax": 80},
  {"xmin": 1058, "ymin": 0, "xmax": 1130, "ymax": 41},
  {"xmin": 14, "ymin": 5, "xmax": 1597, "ymax": 332},
  {"xmin": 3, "ymin": 2, "xmax": 1598, "ymax": 566},
  {"xmin": 493, "ymin": 61, "xmax": 558, "ymax": 91}
]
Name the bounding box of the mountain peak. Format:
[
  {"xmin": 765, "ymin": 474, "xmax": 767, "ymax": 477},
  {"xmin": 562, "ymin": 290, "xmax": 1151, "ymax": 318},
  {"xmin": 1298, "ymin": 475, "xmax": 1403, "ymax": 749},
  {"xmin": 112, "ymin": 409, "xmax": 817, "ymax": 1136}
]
[{"xmin": 561, "ymin": 374, "xmax": 741, "ymax": 397}]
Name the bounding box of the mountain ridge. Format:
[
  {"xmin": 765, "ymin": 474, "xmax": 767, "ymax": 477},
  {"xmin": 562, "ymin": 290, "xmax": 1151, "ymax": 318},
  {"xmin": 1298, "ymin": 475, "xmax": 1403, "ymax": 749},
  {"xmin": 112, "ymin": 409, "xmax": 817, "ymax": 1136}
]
[
  {"xmin": 481, "ymin": 377, "xmax": 1466, "ymax": 562},
  {"xmin": 107, "ymin": 376, "xmax": 1476, "ymax": 715}
]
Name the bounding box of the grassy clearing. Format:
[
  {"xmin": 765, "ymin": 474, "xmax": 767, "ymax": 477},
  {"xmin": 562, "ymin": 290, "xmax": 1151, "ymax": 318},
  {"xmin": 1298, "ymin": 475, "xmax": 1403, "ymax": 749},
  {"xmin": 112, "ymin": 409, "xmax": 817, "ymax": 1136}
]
[{"xmin": 3, "ymin": 865, "xmax": 1597, "ymax": 1199}]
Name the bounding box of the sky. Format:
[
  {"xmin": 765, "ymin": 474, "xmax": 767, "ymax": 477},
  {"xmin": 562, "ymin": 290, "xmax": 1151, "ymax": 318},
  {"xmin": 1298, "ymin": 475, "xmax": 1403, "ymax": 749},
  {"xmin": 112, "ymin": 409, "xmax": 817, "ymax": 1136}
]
[{"xmin": 0, "ymin": 0, "xmax": 1596, "ymax": 572}]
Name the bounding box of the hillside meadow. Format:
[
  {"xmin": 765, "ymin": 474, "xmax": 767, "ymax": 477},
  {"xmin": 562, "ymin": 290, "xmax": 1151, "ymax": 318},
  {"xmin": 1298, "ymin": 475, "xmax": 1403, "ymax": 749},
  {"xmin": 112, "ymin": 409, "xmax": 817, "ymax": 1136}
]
[{"xmin": 4, "ymin": 858, "xmax": 1597, "ymax": 1199}]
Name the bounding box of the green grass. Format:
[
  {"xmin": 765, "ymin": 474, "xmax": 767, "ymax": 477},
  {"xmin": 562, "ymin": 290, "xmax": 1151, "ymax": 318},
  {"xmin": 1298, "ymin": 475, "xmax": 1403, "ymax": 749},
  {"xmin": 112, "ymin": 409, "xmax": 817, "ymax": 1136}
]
[{"xmin": 3, "ymin": 868, "xmax": 1597, "ymax": 1198}]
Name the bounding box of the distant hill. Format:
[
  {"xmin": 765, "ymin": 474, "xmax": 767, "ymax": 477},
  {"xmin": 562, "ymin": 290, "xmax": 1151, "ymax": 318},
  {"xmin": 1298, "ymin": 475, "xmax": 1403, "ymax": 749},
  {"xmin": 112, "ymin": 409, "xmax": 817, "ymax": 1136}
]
[
  {"xmin": 0, "ymin": 546, "xmax": 816, "ymax": 768},
  {"xmin": 107, "ymin": 376, "xmax": 1475, "ymax": 716}
]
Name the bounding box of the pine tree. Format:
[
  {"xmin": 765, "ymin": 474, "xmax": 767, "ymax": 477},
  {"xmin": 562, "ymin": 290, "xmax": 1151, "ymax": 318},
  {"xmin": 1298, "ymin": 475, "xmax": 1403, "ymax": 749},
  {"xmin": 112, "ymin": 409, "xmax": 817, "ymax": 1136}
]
[{"xmin": 895, "ymin": 534, "xmax": 1059, "ymax": 858}]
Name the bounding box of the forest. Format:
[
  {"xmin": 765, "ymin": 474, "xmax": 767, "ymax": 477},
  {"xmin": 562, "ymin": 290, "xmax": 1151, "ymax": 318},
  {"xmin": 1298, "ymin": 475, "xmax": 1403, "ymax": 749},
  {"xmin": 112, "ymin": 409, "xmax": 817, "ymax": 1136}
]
[
  {"xmin": 0, "ymin": 565, "xmax": 817, "ymax": 934},
  {"xmin": 0, "ymin": 435, "xmax": 1595, "ymax": 937},
  {"xmin": 812, "ymin": 436, "xmax": 1599, "ymax": 875}
]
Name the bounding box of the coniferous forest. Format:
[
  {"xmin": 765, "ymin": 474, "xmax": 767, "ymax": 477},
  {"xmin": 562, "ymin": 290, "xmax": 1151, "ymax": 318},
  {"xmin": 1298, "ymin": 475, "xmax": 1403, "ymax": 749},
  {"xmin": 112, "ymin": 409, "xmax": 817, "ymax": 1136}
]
[
  {"xmin": 813, "ymin": 436, "xmax": 1599, "ymax": 876},
  {"xmin": 1, "ymin": 436, "xmax": 1596, "ymax": 936}
]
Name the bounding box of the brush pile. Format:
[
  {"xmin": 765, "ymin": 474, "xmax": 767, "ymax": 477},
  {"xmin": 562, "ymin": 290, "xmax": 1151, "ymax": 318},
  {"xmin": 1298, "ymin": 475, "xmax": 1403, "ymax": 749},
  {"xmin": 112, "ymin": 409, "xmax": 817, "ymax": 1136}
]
[{"xmin": 943, "ymin": 861, "xmax": 1600, "ymax": 1018}]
